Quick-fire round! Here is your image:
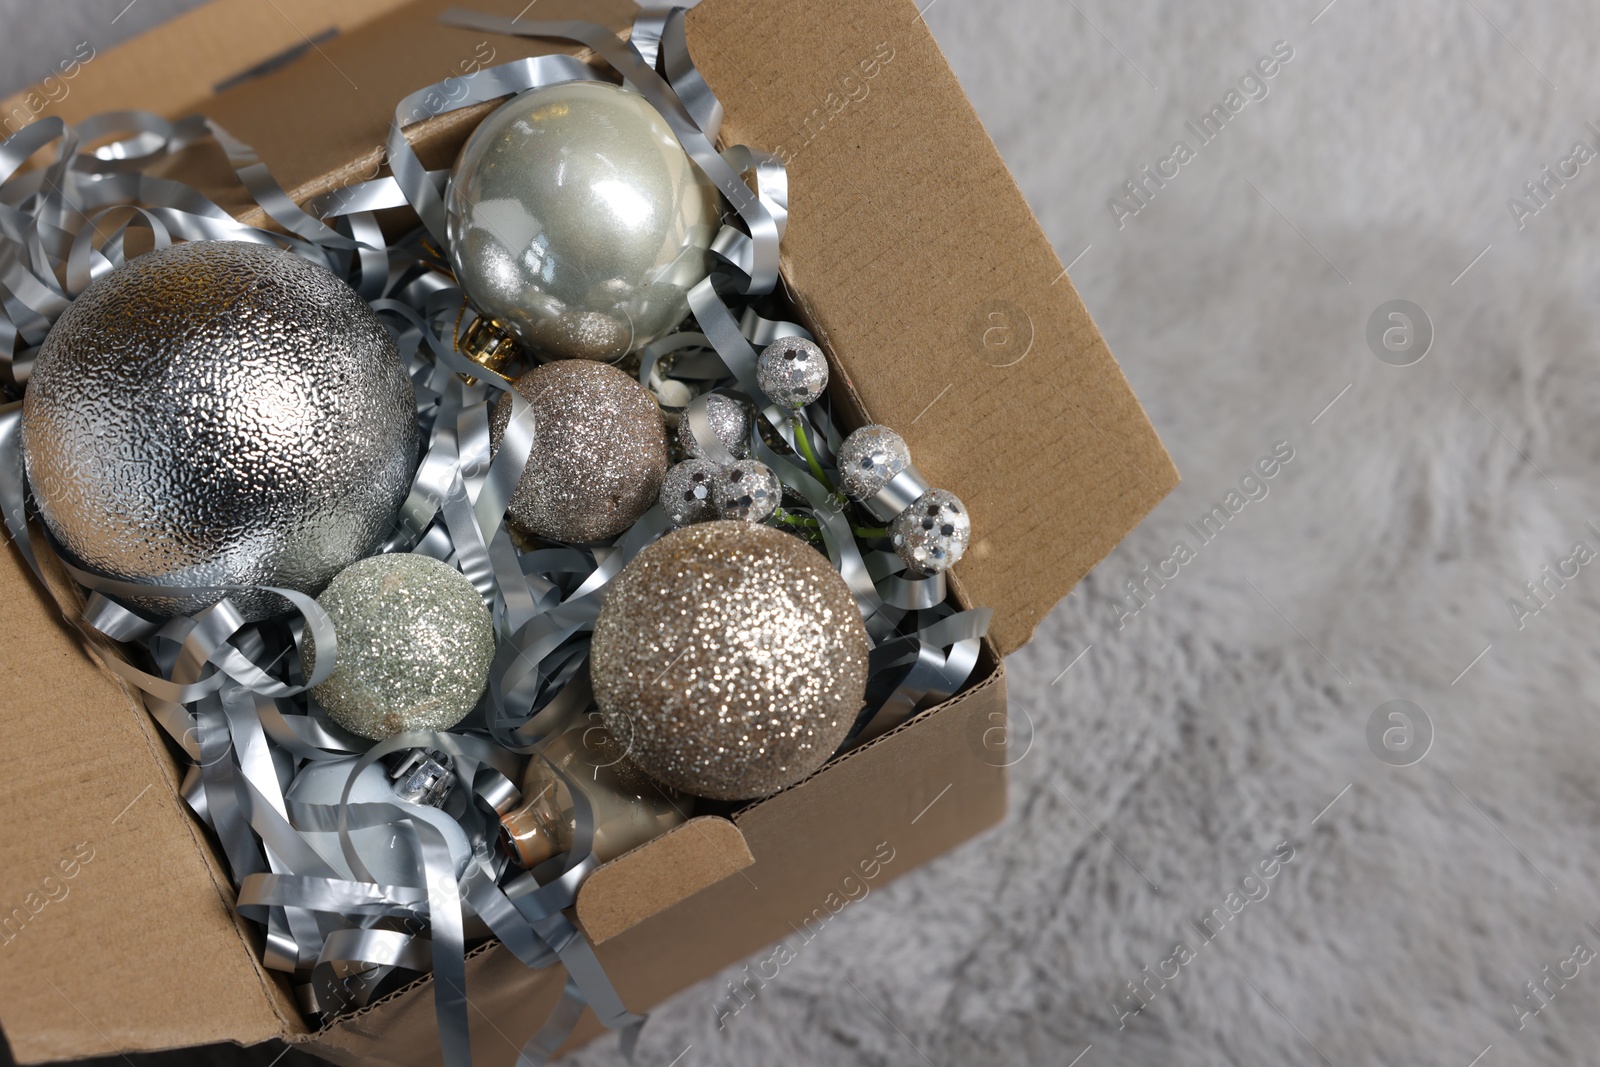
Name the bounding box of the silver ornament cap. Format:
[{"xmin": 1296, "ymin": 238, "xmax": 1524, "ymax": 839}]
[
  {"xmin": 756, "ymin": 336, "xmax": 829, "ymax": 409},
  {"xmin": 490, "ymin": 360, "xmax": 669, "ymax": 542},
  {"xmin": 446, "ymin": 80, "xmax": 722, "ymax": 363},
  {"xmin": 21, "ymin": 240, "xmax": 418, "ymax": 621},
  {"xmin": 712, "ymin": 459, "xmax": 781, "ymax": 523},
  {"xmin": 837, "ymin": 424, "xmax": 911, "ymax": 502},
  {"xmin": 308, "ymin": 553, "xmax": 495, "ymax": 741},
  {"xmin": 890, "ymin": 488, "xmax": 972, "ymax": 575},
  {"xmin": 590, "ymin": 521, "xmax": 870, "ymax": 800}
]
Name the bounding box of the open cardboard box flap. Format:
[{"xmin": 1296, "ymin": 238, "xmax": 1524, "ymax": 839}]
[{"xmin": 0, "ymin": 0, "xmax": 1176, "ymax": 1061}]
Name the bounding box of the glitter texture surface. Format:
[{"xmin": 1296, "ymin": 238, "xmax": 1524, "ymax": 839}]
[
  {"xmin": 446, "ymin": 80, "xmax": 721, "ymax": 362},
  {"xmin": 490, "ymin": 360, "xmax": 668, "ymax": 542},
  {"xmin": 712, "ymin": 459, "xmax": 780, "ymax": 523},
  {"xmin": 659, "ymin": 457, "xmax": 721, "ymax": 526},
  {"xmin": 20, "ymin": 240, "xmax": 418, "ymax": 621},
  {"xmin": 756, "ymin": 336, "xmax": 829, "ymax": 409},
  {"xmin": 837, "ymin": 424, "xmax": 911, "ymax": 501},
  {"xmin": 307, "ymin": 553, "xmax": 495, "ymax": 740},
  {"xmin": 891, "ymin": 488, "xmax": 972, "ymax": 575},
  {"xmin": 590, "ymin": 521, "xmax": 870, "ymax": 800},
  {"xmin": 679, "ymin": 392, "xmax": 752, "ymax": 459}
]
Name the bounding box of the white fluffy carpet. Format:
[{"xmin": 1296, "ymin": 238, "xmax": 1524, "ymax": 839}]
[{"xmin": 9, "ymin": 1, "xmax": 1600, "ymax": 1065}]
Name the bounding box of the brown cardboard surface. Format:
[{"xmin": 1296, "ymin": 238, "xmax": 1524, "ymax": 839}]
[
  {"xmin": 306, "ymin": 664, "xmax": 1009, "ymax": 1067},
  {"xmin": 576, "ymin": 816, "xmax": 755, "ymax": 945},
  {"xmin": 0, "ymin": 0, "xmax": 1175, "ymax": 1060},
  {"xmin": 0, "ymin": 540, "xmax": 298, "ymax": 1064},
  {"xmin": 686, "ymin": 0, "xmax": 1179, "ymax": 656}
]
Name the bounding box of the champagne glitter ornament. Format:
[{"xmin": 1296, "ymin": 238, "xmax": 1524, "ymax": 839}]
[
  {"xmin": 490, "ymin": 360, "xmax": 669, "ymax": 542},
  {"xmin": 659, "ymin": 458, "xmax": 720, "ymax": 527},
  {"xmin": 306, "ymin": 553, "xmax": 495, "ymax": 741},
  {"xmin": 756, "ymin": 336, "xmax": 829, "ymax": 409},
  {"xmin": 590, "ymin": 521, "xmax": 869, "ymax": 800},
  {"xmin": 678, "ymin": 393, "xmax": 752, "ymax": 460},
  {"xmin": 836, "ymin": 424, "xmax": 911, "ymax": 502},
  {"xmin": 21, "ymin": 241, "xmax": 417, "ymax": 620},
  {"xmin": 890, "ymin": 488, "xmax": 971, "ymax": 575},
  {"xmin": 446, "ymin": 80, "xmax": 722, "ymax": 363}
]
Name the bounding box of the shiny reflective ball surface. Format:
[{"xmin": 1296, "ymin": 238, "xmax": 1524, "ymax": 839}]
[
  {"xmin": 891, "ymin": 488, "xmax": 971, "ymax": 575},
  {"xmin": 446, "ymin": 80, "xmax": 722, "ymax": 363},
  {"xmin": 712, "ymin": 459, "xmax": 780, "ymax": 523},
  {"xmin": 678, "ymin": 392, "xmax": 752, "ymax": 460},
  {"xmin": 756, "ymin": 336, "xmax": 829, "ymax": 409},
  {"xmin": 837, "ymin": 424, "xmax": 911, "ymax": 502},
  {"xmin": 490, "ymin": 360, "xmax": 668, "ymax": 542},
  {"xmin": 21, "ymin": 241, "xmax": 418, "ymax": 620},
  {"xmin": 590, "ymin": 521, "xmax": 870, "ymax": 800},
  {"xmin": 307, "ymin": 553, "xmax": 495, "ymax": 741},
  {"xmin": 659, "ymin": 457, "xmax": 720, "ymax": 527}
]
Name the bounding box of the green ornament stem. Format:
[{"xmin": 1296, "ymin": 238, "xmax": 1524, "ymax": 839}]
[{"xmin": 790, "ymin": 415, "xmax": 832, "ymax": 489}]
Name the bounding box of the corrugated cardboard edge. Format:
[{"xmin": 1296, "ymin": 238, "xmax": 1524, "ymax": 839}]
[
  {"xmin": 0, "ymin": 537, "xmax": 300, "ymax": 1065},
  {"xmin": 575, "ymin": 817, "xmax": 755, "ymax": 945},
  {"xmin": 685, "ymin": 0, "xmax": 1179, "ymax": 656}
]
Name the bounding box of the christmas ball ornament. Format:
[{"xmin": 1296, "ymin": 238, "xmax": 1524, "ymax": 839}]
[
  {"xmin": 307, "ymin": 553, "xmax": 495, "ymax": 741},
  {"xmin": 286, "ymin": 757, "xmax": 474, "ymax": 884},
  {"xmin": 590, "ymin": 521, "xmax": 869, "ymax": 800},
  {"xmin": 659, "ymin": 458, "xmax": 720, "ymax": 527},
  {"xmin": 756, "ymin": 336, "xmax": 829, "ymax": 409},
  {"xmin": 837, "ymin": 424, "xmax": 911, "ymax": 502},
  {"xmin": 678, "ymin": 392, "xmax": 752, "ymax": 460},
  {"xmin": 445, "ymin": 80, "xmax": 722, "ymax": 363},
  {"xmin": 712, "ymin": 459, "xmax": 781, "ymax": 523},
  {"xmin": 890, "ymin": 488, "xmax": 971, "ymax": 575},
  {"xmin": 21, "ymin": 240, "xmax": 417, "ymax": 621},
  {"xmin": 490, "ymin": 360, "xmax": 668, "ymax": 542}
]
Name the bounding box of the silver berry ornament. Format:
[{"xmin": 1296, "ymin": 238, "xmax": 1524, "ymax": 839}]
[
  {"xmin": 713, "ymin": 460, "xmax": 781, "ymax": 523},
  {"xmin": 836, "ymin": 424, "xmax": 910, "ymax": 501},
  {"xmin": 659, "ymin": 458, "xmax": 720, "ymax": 527},
  {"xmin": 590, "ymin": 521, "xmax": 870, "ymax": 800},
  {"xmin": 20, "ymin": 241, "xmax": 417, "ymax": 621},
  {"xmin": 678, "ymin": 392, "xmax": 752, "ymax": 460},
  {"xmin": 490, "ymin": 360, "xmax": 669, "ymax": 542},
  {"xmin": 756, "ymin": 336, "xmax": 829, "ymax": 409},
  {"xmin": 890, "ymin": 488, "xmax": 971, "ymax": 576},
  {"xmin": 307, "ymin": 553, "xmax": 495, "ymax": 741},
  {"xmin": 446, "ymin": 81, "xmax": 722, "ymax": 363}
]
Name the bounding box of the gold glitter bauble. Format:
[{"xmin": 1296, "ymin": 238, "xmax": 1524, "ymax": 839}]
[
  {"xmin": 590, "ymin": 521, "xmax": 869, "ymax": 800},
  {"xmin": 306, "ymin": 553, "xmax": 495, "ymax": 740},
  {"xmin": 489, "ymin": 360, "xmax": 669, "ymax": 542}
]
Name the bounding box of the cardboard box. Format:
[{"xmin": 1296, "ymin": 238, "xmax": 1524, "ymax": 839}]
[{"xmin": 0, "ymin": 0, "xmax": 1177, "ymax": 1063}]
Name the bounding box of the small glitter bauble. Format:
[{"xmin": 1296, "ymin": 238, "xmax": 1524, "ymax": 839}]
[
  {"xmin": 756, "ymin": 336, "xmax": 829, "ymax": 409},
  {"xmin": 590, "ymin": 521, "xmax": 869, "ymax": 800},
  {"xmin": 446, "ymin": 80, "xmax": 721, "ymax": 362},
  {"xmin": 712, "ymin": 460, "xmax": 781, "ymax": 523},
  {"xmin": 490, "ymin": 360, "xmax": 668, "ymax": 542},
  {"xmin": 836, "ymin": 424, "xmax": 911, "ymax": 501},
  {"xmin": 659, "ymin": 458, "xmax": 721, "ymax": 527},
  {"xmin": 890, "ymin": 489, "xmax": 972, "ymax": 575},
  {"xmin": 306, "ymin": 553, "xmax": 495, "ymax": 741},
  {"xmin": 678, "ymin": 393, "xmax": 752, "ymax": 460},
  {"xmin": 20, "ymin": 240, "xmax": 417, "ymax": 621}
]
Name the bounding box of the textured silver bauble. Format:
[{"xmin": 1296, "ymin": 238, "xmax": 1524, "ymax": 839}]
[
  {"xmin": 678, "ymin": 393, "xmax": 752, "ymax": 460},
  {"xmin": 446, "ymin": 80, "xmax": 721, "ymax": 363},
  {"xmin": 306, "ymin": 553, "xmax": 495, "ymax": 741},
  {"xmin": 590, "ymin": 521, "xmax": 869, "ymax": 800},
  {"xmin": 21, "ymin": 241, "xmax": 417, "ymax": 621},
  {"xmin": 837, "ymin": 424, "xmax": 911, "ymax": 502},
  {"xmin": 712, "ymin": 459, "xmax": 781, "ymax": 523},
  {"xmin": 756, "ymin": 336, "xmax": 829, "ymax": 409},
  {"xmin": 659, "ymin": 458, "xmax": 720, "ymax": 527},
  {"xmin": 890, "ymin": 488, "xmax": 971, "ymax": 575},
  {"xmin": 490, "ymin": 360, "xmax": 668, "ymax": 542}
]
